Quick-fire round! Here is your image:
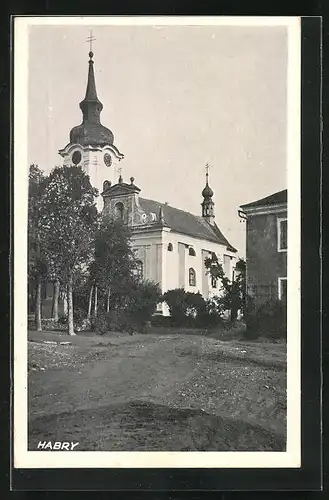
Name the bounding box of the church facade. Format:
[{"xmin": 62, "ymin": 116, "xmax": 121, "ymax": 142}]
[{"xmin": 59, "ymin": 49, "xmax": 238, "ymax": 315}]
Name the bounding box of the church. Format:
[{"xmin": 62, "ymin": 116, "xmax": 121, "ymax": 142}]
[{"xmin": 58, "ymin": 48, "xmax": 238, "ymax": 315}]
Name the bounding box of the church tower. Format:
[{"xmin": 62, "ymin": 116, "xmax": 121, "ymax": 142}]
[
  {"xmin": 59, "ymin": 48, "xmax": 124, "ymax": 210},
  {"xmin": 201, "ymin": 165, "xmax": 215, "ymax": 225}
]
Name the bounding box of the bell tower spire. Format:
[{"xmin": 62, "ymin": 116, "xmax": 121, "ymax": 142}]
[
  {"xmin": 201, "ymin": 163, "xmax": 215, "ymax": 225},
  {"xmin": 78, "ymin": 33, "xmax": 104, "ymax": 124},
  {"xmin": 58, "ymin": 31, "xmax": 124, "ymax": 212},
  {"xmin": 83, "ymin": 50, "xmax": 100, "ymax": 102},
  {"xmin": 69, "ymin": 39, "xmax": 114, "ymax": 146}
]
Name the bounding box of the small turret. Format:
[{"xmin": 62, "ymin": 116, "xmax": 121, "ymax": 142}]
[{"xmin": 201, "ymin": 164, "xmax": 215, "ymax": 225}]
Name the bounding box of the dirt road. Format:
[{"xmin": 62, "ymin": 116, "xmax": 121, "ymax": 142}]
[{"xmin": 28, "ymin": 331, "xmax": 286, "ymax": 451}]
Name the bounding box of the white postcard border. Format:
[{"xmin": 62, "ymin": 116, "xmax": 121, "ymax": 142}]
[{"xmin": 14, "ymin": 15, "xmax": 301, "ymax": 469}]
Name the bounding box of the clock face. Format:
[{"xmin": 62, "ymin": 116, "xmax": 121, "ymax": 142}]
[
  {"xmin": 72, "ymin": 150, "xmax": 82, "ymax": 165},
  {"xmin": 104, "ymin": 153, "xmax": 112, "ymax": 167}
]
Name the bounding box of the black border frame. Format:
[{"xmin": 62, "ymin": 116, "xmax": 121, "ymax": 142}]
[{"xmin": 8, "ymin": 14, "xmax": 322, "ymax": 492}]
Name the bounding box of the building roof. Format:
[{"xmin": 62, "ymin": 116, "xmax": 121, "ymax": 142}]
[
  {"xmin": 139, "ymin": 198, "xmax": 237, "ymax": 252},
  {"xmin": 240, "ymin": 189, "xmax": 287, "ymax": 209}
]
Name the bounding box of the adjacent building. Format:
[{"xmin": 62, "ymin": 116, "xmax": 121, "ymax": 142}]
[{"xmin": 239, "ymin": 189, "xmax": 287, "ymax": 307}]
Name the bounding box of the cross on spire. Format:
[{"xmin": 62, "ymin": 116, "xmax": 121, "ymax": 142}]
[
  {"xmin": 205, "ymin": 163, "xmax": 210, "ymax": 182},
  {"xmin": 86, "ymin": 29, "xmax": 96, "ymax": 55}
]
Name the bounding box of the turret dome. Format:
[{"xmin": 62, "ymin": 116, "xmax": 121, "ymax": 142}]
[{"xmin": 202, "ymin": 183, "xmax": 214, "ymax": 198}]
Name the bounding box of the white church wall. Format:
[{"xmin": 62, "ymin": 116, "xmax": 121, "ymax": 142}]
[
  {"xmin": 131, "ymin": 230, "xmax": 163, "ymax": 285},
  {"xmin": 129, "ymin": 223, "xmax": 236, "ymax": 317},
  {"xmin": 162, "ymin": 230, "xmax": 235, "ymax": 297},
  {"xmin": 60, "ymin": 144, "xmax": 123, "ymax": 212}
]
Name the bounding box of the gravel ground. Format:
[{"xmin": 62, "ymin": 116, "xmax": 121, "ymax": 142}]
[{"xmin": 28, "ymin": 331, "xmax": 286, "ymax": 451}]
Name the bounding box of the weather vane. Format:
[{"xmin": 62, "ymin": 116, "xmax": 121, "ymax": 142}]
[
  {"xmin": 205, "ymin": 163, "xmax": 210, "ymax": 178},
  {"xmin": 86, "ymin": 29, "xmax": 96, "ymax": 54}
]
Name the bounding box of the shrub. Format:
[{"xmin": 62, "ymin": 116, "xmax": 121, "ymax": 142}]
[
  {"xmin": 58, "ymin": 314, "xmax": 68, "ymax": 325},
  {"xmin": 162, "ymin": 288, "xmax": 189, "ymax": 326},
  {"xmin": 244, "ymin": 298, "xmax": 287, "ymax": 340},
  {"xmin": 201, "ymin": 296, "xmax": 226, "ymax": 328},
  {"xmin": 162, "ymin": 288, "xmax": 223, "ymax": 328},
  {"xmin": 91, "ymin": 313, "xmax": 110, "ymax": 335},
  {"xmin": 57, "ymin": 307, "xmax": 88, "ymax": 330},
  {"xmin": 126, "ymin": 280, "xmax": 162, "ymax": 327},
  {"xmin": 151, "ymin": 315, "xmax": 172, "ymax": 327},
  {"xmin": 91, "ymin": 310, "xmax": 142, "ymax": 335},
  {"xmin": 41, "ymin": 318, "xmax": 66, "ymax": 331},
  {"xmin": 91, "ymin": 280, "xmax": 162, "ymax": 335},
  {"xmin": 243, "ymin": 296, "xmax": 260, "ymax": 339}
]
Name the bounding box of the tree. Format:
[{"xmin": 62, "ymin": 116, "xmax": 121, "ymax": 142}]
[
  {"xmin": 28, "ymin": 165, "xmax": 48, "ymax": 331},
  {"xmin": 92, "ymin": 216, "xmax": 138, "ymax": 312},
  {"xmin": 51, "ymin": 279, "xmax": 60, "ymax": 321},
  {"xmin": 204, "ymin": 253, "xmax": 246, "ymax": 322},
  {"xmin": 38, "ymin": 166, "xmax": 98, "ymax": 335}
]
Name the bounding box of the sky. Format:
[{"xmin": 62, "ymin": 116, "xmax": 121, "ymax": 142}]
[{"xmin": 27, "ymin": 23, "xmax": 288, "ymax": 257}]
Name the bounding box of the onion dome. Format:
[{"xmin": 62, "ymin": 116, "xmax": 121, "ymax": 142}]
[
  {"xmin": 202, "ymin": 182, "xmax": 214, "ymax": 199},
  {"xmin": 202, "ymin": 167, "xmax": 214, "ymax": 199},
  {"xmin": 69, "ymin": 51, "xmax": 114, "ymax": 147}
]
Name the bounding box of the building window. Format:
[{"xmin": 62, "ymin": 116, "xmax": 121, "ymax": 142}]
[
  {"xmin": 167, "ymin": 243, "xmax": 173, "ymax": 251},
  {"xmin": 72, "ymin": 150, "xmax": 82, "ymax": 165},
  {"xmin": 189, "ymin": 268, "xmax": 196, "ymax": 286},
  {"xmin": 114, "ymin": 202, "xmax": 124, "ymax": 220},
  {"xmin": 277, "ymin": 218, "xmax": 288, "ymax": 252},
  {"xmin": 211, "ymin": 276, "xmax": 217, "ymax": 289},
  {"xmin": 223, "ymin": 254, "xmax": 231, "ymax": 277},
  {"xmin": 135, "ymin": 260, "xmax": 144, "ymax": 280},
  {"xmin": 278, "ymin": 277, "xmax": 287, "ymax": 302},
  {"xmin": 189, "ymin": 247, "xmax": 196, "ymax": 256}
]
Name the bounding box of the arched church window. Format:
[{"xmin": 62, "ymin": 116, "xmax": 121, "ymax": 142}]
[
  {"xmin": 189, "ymin": 268, "xmax": 196, "ymax": 287},
  {"xmin": 135, "ymin": 260, "xmax": 144, "ymax": 280},
  {"xmin": 189, "ymin": 247, "xmax": 196, "ymax": 256},
  {"xmin": 211, "ymin": 276, "xmax": 217, "ymax": 289},
  {"xmin": 114, "ymin": 202, "xmax": 124, "ymax": 220},
  {"xmin": 103, "ymin": 180, "xmax": 111, "ymax": 192},
  {"xmin": 167, "ymin": 243, "xmax": 173, "ymax": 251}
]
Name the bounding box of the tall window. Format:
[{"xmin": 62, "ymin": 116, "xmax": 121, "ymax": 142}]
[
  {"xmin": 114, "ymin": 202, "xmax": 124, "ymax": 220},
  {"xmin": 223, "ymin": 255, "xmax": 231, "ymax": 277},
  {"xmin": 278, "ymin": 277, "xmax": 287, "ymax": 302},
  {"xmin": 277, "ymin": 218, "xmax": 288, "ymax": 252},
  {"xmin": 189, "ymin": 268, "xmax": 196, "ymax": 286},
  {"xmin": 211, "ymin": 276, "xmax": 217, "ymax": 289}
]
